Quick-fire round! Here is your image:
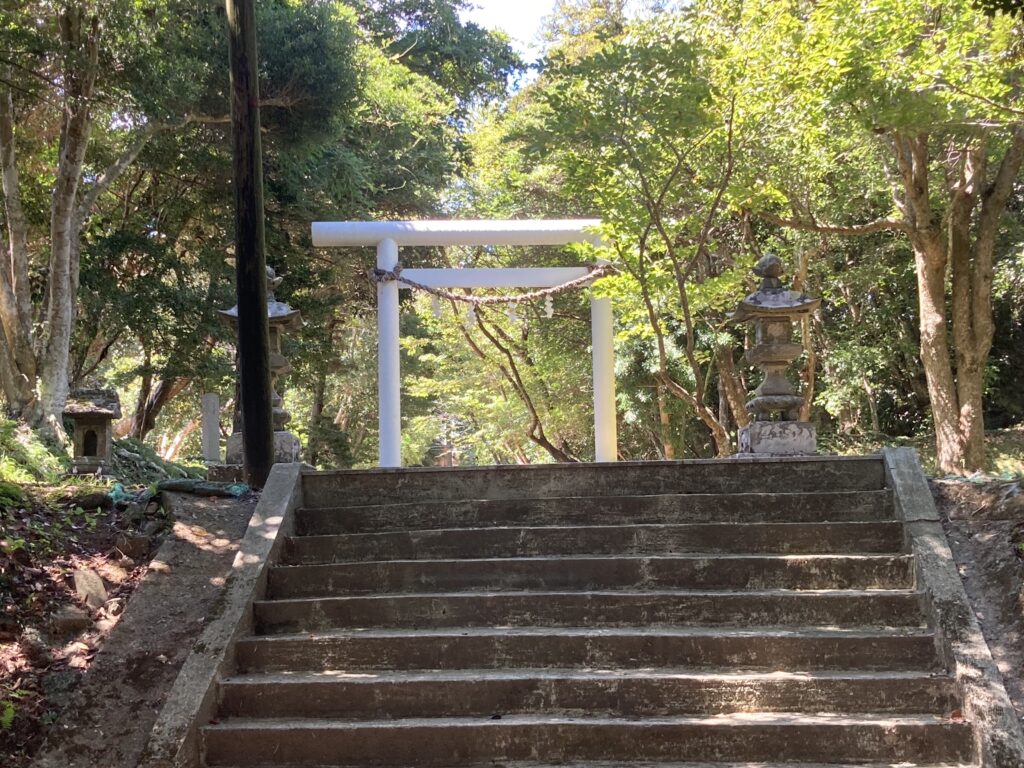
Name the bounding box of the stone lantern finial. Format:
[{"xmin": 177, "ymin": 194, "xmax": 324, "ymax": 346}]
[{"xmin": 730, "ymin": 255, "xmax": 820, "ymax": 455}]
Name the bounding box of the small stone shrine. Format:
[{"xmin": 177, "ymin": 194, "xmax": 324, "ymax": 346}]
[
  {"xmin": 64, "ymin": 388, "xmax": 121, "ymax": 474},
  {"xmin": 730, "ymin": 255, "xmax": 820, "ymax": 455},
  {"xmin": 218, "ymin": 266, "xmax": 303, "ymax": 467}
]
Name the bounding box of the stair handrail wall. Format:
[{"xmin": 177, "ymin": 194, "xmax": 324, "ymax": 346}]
[
  {"xmin": 141, "ymin": 462, "xmax": 305, "ymax": 768},
  {"xmin": 882, "ymin": 447, "xmax": 1024, "ymax": 767}
]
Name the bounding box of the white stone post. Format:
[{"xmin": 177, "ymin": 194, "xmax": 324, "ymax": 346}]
[
  {"xmin": 201, "ymin": 393, "xmax": 221, "ymax": 463},
  {"xmin": 377, "ymin": 238, "xmax": 402, "ymax": 467},
  {"xmin": 591, "ymin": 295, "xmax": 617, "ymax": 462}
]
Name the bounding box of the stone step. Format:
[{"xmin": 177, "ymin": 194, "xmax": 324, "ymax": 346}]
[
  {"xmin": 210, "ymin": 765, "xmax": 974, "ymax": 768},
  {"xmin": 283, "ymin": 522, "xmax": 906, "ymax": 564},
  {"xmin": 253, "ymin": 589, "xmax": 925, "ymax": 634},
  {"xmin": 218, "ymin": 668, "xmax": 959, "ymax": 719},
  {"xmin": 209, "ymin": 763, "xmax": 974, "ymax": 768},
  {"xmin": 489, "ymin": 765, "xmax": 977, "ymax": 768},
  {"xmin": 235, "ymin": 626, "xmax": 941, "ymax": 674},
  {"xmin": 202, "ymin": 713, "xmax": 972, "ymax": 766},
  {"xmin": 267, "ymin": 554, "xmax": 916, "ymax": 598},
  {"xmin": 300, "ymin": 457, "xmax": 885, "ymax": 507},
  {"xmin": 295, "ymin": 490, "xmax": 896, "ymax": 535}
]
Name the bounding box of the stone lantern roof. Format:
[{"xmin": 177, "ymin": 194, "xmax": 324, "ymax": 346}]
[
  {"xmin": 217, "ymin": 266, "xmax": 303, "ymax": 329},
  {"xmin": 63, "ymin": 388, "xmax": 122, "ymax": 420},
  {"xmin": 729, "ymin": 255, "xmax": 820, "ymax": 324}
]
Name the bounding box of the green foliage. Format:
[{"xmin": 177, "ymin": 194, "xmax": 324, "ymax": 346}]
[
  {"xmin": 354, "ymin": 0, "xmax": 522, "ymax": 110},
  {"xmin": 0, "ymin": 421, "xmax": 67, "ymax": 485},
  {"xmin": 111, "ymin": 437, "xmax": 205, "ymax": 485},
  {"xmin": 0, "ymin": 698, "xmax": 15, "ymax": 730},
  {"xmin": 3, "ymin": 0, "xmax": 1021, "ymax": 468},
  {"xmin": 973, "ymin": 0, "xmax": 1024, "ymax": 16}
]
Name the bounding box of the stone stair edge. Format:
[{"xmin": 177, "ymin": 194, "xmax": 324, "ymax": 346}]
[
  {"xmin": 209, "ymin": 765, "xmax": 976, "ymax": 768},
  {"xmin": 300, "ymin": 454, "xmax": 885, "ymax": 478},
  {"xmin": 295, "ymin": 487, "xmax": 894, "ymax": 510},
  {"xmin": 289, "ymin": 520, "xmax": 906, "ymax": 534},
  {"xmin": 270, "ymin": 552, "xmax": 916, "ymax": 567},
  {"xmin": 204, "ymin": 711, "xmax": 967, "ymax": 728},
  {"xmin": 221, "ymin": 667, "xmax": 955, "ymax": 683},
  {"xmin": 238, "ymin": 624, "xmax": 939, "ymax": 640},
  {"xmin": 253, "ymin": 589, "xmax": 921, "ymax": 602}
]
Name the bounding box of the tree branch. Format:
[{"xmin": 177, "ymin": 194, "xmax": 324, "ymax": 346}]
[
  {"xmin": 755, "ymin": 210, "xmax": 908, "ymax": 236},
  {"xmin": 76, "ymin": 121, "xmax": 163, "ymax": 225}
]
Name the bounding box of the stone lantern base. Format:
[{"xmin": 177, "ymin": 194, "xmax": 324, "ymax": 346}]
[
  {"xmin": 739, "ymin": 421, "xmax": 817, "ymax": 456},
  {"xmin": 224, "ymin": 430, "xmax": 301, "ymax": 465}
]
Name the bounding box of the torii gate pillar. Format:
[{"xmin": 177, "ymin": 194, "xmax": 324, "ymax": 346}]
[
  {"xmin": 314, "ymin": 220, "xmax": 618, "ymax": 467},
  {"xmin": 591, "ymin": 294, "xmax": 616, "ymax": 463},
  {"xmin": 377, "ymin": 237, "xmax": 402, "ymax": 467}
]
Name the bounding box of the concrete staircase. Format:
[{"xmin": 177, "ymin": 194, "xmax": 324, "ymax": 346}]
[{"xmin": 201, "ymin": 457, "xmax": 974, "ymax": 766}]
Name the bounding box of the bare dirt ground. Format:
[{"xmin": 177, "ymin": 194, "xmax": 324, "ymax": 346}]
[
  {"xmin": 0, "ymin": 490, "xmax": 255, "ymax": 768},
  {"xmin": 933, "ymin": 477, "xmax": 1024, "ymax": 723}
]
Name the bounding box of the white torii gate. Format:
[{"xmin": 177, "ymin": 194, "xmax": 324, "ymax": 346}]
[{"xmin": 311, "ymin": 219, "xmax": 617, "ymax": 467}]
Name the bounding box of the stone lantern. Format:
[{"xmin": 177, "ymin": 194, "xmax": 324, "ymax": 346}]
[
  {"xmin": 64, "ymin": 388, "xmax": 122, "ymax": 474},
  {"xmin": 730, "ymin": 255, "xmax": 820, "ymax": 455},
  {"xmin": 218, "ymin": 266, "xmax": 303, "ymax": 467}
]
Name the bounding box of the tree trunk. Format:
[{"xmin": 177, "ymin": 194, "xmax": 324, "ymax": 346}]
[
  {"xmin": 656, "ymin": 384, "xmax": 674, "ymax": 459},
  {"xmin": 912, "ymin": 235, "xmax": 965, "ymax": 472},
  {"xmin": 127, "ymin": 354, "xmax": 153, "ymax": 438},
  {"xmin": 35, "ymin": 9, "xmax": 99, "ymax": 439},
  {"xmin": 765, "ymin": 125, "xmax": 1022, "ymax": 473},
  {"xmin": 308, "ymin": 371, "xmax": 326, "ymax": 466},
  {"xmin": 161, "ymin": 419, "xmax": 200, "ymax": 462},
  {"xmin": 131, "ymin": 378, "xmax": 191, "ymax": 441},
  {"xmin": 862, "ymin": 377, "xmax": 880, "ymax": 434},
  {"xmin": 715, "ymin": 345, "xmax": 751, "ymax": 430},
  {"xmin": 0, "ymin": 85, "xmax": 37, "ymax": 412}
]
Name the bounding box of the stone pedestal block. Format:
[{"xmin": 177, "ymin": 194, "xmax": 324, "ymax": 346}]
[
  {"xmin": 738, "ymin": 421, "xmax": 817, "ymax": 456},
  {"xmin": 226, "ymin": 431, "xmax": 301, "ymax": 465},
  {"xmin": 201, "ymin": 393, "xmax": 221, "ymax": 463}
]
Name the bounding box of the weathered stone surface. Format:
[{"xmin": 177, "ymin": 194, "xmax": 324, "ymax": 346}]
[
  {"xmin": 207, "ymin": 464, "xmax": 244, "ymax": 483},
  {"xmin": 201, "ymin": 393, "xmax": 220, "ymax": 463},
  {"xmin": 225, "ymin": 431, "xmax": 300, "ymax": 465},
  {"xmin": 284, "ymin": 521, "xmax": 905, "ymax": 563},
  {"xmin": 272, "ymin": 432, "xmax": 300, "ymax": 463},
  {"xmin": 884, "ymin": 447, "xmax": 1024, "ymax": 767},
  {"xmin": 203, "ymin": 714, "xmax": 972, "ymax": 766},
  {"xmin": 219, "ymin": 669, "xmax": 957, "ymax": 720},
  {"xmin": 73, "ymin": 568, "xmax": 108, "ymax": 610},
  {"xmin": 235, "ymin": 626, "xmax": 940, "ymax": 674},
  {"xmin": 738, "ymin": 420, "xmax": 817, "ymax": 455},
  {"xmin": 18, "ymin": 627, "xmax": 51, "ymax": 666},
  {"xmin": 268, "ymin": 554, "xmax": 914, "ymax": 598},
  {"xmin": 115, "ymin": 533, "xmax": 151, "ymax": 560},
  {"xmin": 253, "ymin": 589, "xmax": 925, "ymax": 635},
  {"xmin": 49, "ymin": 605, "xmax": 93, "ymax": 634},
  {"xmin": 140, "ymin": 455, "xmax": 1016, "ymax": 768},
  {"xmin": 295, "ymin": 489, "xmax": 895, "ymax": 534},
  {"xmin": 300, "ymin": 456, "xmax": 884, "ymax": 507}
]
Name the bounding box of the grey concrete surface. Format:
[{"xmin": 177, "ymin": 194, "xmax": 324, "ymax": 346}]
[
  {"xmin": 884, "ymin": 447, "xmax": 1024, "ymax": 767},
  {"xmin": 301, "ymin": 455, "xmax": 886, "ymax": 506},
  {"xmin": 140, "ymin": 462, "xmax": 303, "ymax": 768}
]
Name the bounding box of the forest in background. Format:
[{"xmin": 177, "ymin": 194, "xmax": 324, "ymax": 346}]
[{"xmin": 0, "ymin": 0, "xmax": 1021, "ymax": 476}]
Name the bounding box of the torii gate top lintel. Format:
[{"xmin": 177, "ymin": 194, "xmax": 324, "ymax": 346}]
[
  {"xmin": 312, "ymin": 219, "xmax": 603, "ymax": 248},
  {"xmin": 311, "ymin": 219, "xmax": 616, "ymax": 467}
]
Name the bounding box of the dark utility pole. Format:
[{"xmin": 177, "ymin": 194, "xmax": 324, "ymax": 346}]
[{"xmin": 226, "ymin": 0, "xmax": 273, "ymax": 488}]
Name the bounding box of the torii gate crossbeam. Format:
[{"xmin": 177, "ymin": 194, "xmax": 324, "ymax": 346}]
[{"xmin": 312, "ymin": 220, "xmax": 617, "ymax": 467}]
